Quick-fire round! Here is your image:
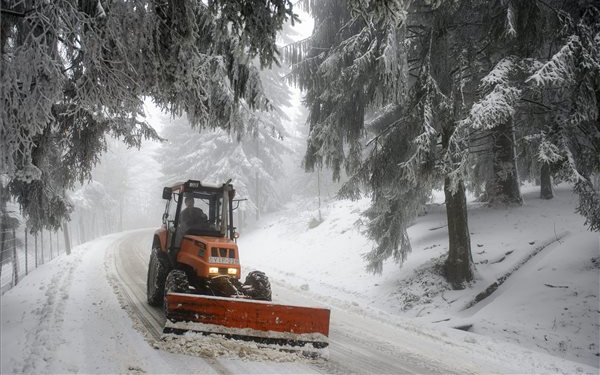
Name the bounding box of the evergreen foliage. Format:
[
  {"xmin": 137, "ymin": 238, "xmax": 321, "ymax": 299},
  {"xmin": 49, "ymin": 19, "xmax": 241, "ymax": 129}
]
[
  {"xmin": 0, "ymin": 0, "xmax": 295, "ymax": 231},
  {"xmin": 158, "ymin": 66, "xmax": 292, "ymax": 219},
  {"xmin": 287, "ymin": 0, "xmax": 406, "ymax": 181},
  {"xmin": 290, "ymin": 0, "xmax": 599, "ymax": 283},
  {"xmin": 159, "ymin": 118, "xmax": 288, "ymax": 219},
  {"xmin": 289, "ymin": 0, "xmax": 480, "ymax": 282},
  {"xmin": 525, "ymin": 2, "xmax": 600, "ymax": 230},
  {"xmin": 91, "ymin": 137, "xmax": 163, "ymax": 230},
  {"xmin": 465, "ymin": 0, "xmax": 599, "ymax": 213}
]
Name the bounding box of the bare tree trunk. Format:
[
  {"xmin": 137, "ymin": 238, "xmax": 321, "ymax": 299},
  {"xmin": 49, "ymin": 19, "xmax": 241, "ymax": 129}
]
[
  {"xmin": 12, "ymin": 228, "xmax": 18, "ymax": 285},
  {"xmin": 104, "ymin": 212, "xmax": 109, "ymax": 235},
  {"xmin": 0, "ymin": 184, "xmax": 8, "ymax": 282},
  {"xmin": 540, "ymin": 163, "xmax": 553, "ymax": 199},
  {"xmin": 92, "ymin": 214, "xmax": 97, "ymax": 238},
  {"xmin": 41, "ymin": 229, "xmax": 44, "ymax": 264},
  {"xmin": 90, "ymin": 214, "xmax": 95, "ymax": 239},
  {"xmin": 24, "ymin": 228, "xmax": 28, "ymax": 275},
  {"xmin": 444, "ymin": 178, "xmax": 474, "ymax": 288},
  {"xmin": 35, "ymin": 232, "xmax": 38, "ymax": 268},
  {"xmin": 119, "ymin": 198, "xmax": 123, "ymax": 232},
  {"xmin": 79, "ymin": 216, "xmax": 86, "ymax": 244},
  {"xmin": 49, "ymin": 229, "xmax": 53, "ymax": 258},
  {"xmin": 317, "ymin": 169, "xmax": 322, "ymax": 222},
  {"xmin": 489, "ymin": 120, "xmax": 522, "ymax": 205},
  {"xmin": 63, "ymin": 222, "xmax": 71, "ymax": 255},
  {"xmin": 0, "ymin": 223, "xmax": 5, "ymax": 282}
]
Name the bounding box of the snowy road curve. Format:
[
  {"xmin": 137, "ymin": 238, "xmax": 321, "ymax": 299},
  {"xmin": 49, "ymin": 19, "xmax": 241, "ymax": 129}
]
[
  {"xmin": 3, "ymin": 229, "xmax": 589, "ymax": 373},
  {"xmin": 109, "ymin": 229, "xmax": 497, "ymax": 374}
]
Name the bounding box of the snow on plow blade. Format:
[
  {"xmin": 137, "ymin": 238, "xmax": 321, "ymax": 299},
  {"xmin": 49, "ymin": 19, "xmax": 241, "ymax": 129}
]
[{"xmin": 163, "ymin": 293, "xmax": 330, "ymax": 348}]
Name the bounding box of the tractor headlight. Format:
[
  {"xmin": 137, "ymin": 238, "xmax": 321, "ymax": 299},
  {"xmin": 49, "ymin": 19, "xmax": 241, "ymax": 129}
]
[
  {"xmin": 227, "ymin": 268, "xmax": 238, "ymax": 275},
  {"xmin": 209, "ymin": 267, "xmax": 219, "ymax": 274}
]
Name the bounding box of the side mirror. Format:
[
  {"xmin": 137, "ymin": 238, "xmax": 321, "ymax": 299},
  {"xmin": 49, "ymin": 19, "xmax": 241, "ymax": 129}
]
[{"xmin": 162, "ymin": 187, "xmax": 172, "ymax": 200}]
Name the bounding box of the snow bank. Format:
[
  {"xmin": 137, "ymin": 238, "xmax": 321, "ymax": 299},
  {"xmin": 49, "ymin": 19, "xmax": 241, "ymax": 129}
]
[{"xmin": 239, "ymin": 183, "xmax": 600, "ymax": 369}]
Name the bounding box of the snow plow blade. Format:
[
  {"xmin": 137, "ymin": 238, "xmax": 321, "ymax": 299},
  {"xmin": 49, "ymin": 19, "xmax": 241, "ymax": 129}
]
[{"xmin": 163, "ymin": 293, "xmax": 330, "ymax": 348}]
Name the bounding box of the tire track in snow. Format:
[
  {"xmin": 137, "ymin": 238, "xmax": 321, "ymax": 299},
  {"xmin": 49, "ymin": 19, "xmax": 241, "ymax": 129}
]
[
  {"xmin": 106, "ymin": 231, "xmax": 233, "ymax": 375},
  {"xmin": 105, "ymin": 241, "xmax": 164, "ymax": 342},
  {"xmin": 110, "ymin": 230, "xmax": 474, "ymax": 374},
  {"xmin": 18, "ymin": 250, "xmax": 83, "ymax": 374}
]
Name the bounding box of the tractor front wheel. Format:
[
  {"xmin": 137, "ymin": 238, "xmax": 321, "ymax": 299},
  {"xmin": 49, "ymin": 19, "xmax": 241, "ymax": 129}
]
[
  {"xmin": 147, "ymin": 247, "xmax": 168, "ymax": 306},
  {"xmin": 243, "ymin": 270, "xmax": 272, "ymax": 301}
]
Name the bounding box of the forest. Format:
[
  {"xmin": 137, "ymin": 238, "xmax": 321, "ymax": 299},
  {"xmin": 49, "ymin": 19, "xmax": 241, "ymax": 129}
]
[{"xmin": 1, "ymin": 0, "xmax": 599, "ymax": 291}]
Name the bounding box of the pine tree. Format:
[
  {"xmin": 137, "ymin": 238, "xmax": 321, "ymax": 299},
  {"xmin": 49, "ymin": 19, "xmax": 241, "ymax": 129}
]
[
  {"xmin": 69, "ymin": 180, "xmax": 116, "ymax": 243},
  {"xmin": 459, "ymin": 0, "xmax": 552, "ymax": 206},
  {"xmin": 91, "ymin": 138, "xmax": 164, "ymax": 230},
  {"xmin": 287, "ymin": 0, "xmax": 405, "ymax": 181},
  {"xmin": 465, "ymin": 1, "xmax": 599, "ymax": 220},
  {"xmin": 0, "ymin": 0, "xmax": 296, "ymax": 231},
  {"xmin": 525, "ymin": 1, "xmax": 600, "ymax": 230},
  {"xmin": 158, "ymin": 62, "xmax": 292, "ymax": 221},
  {"xmin": 289, "ymin": 0, "xmax": 485, "ymax": 287},
  {"xmin": 467, "ymin": 0, "xmax": 599, "ymax": 224},
  {"xmin": 159, "ymin": 116, "xmax": 289, "ymax": 221},
  {"xmin": 285, "ymin": 0, "xmax": 598, "ymax": 293}
]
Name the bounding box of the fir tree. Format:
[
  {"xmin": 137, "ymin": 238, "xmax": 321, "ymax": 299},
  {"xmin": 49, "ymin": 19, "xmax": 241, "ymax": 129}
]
[
  {"xmin": 292, "ymin": 0, "xmax": 600, "ymax": 290},
  {"xmin": 526, "ymin": 1, "xmax": 600, "ymax": 230},
  {"xmin": 465, "ymin": 0, "xmax": 599, "ymax": 220},
  {"xmin": 287, "ymin": 0, "xmax": 405, "ymax": 181},
  {"xmin": 468, "ymin": 0, "xmax": 599, "ymax": 224},
  {"xmin": 0, "ymin": 0, "xmax": 296, "ymax": 231},
  {"xmin": 289, "ymin": 0, "xmax": 484, "ymax": 287},
  {"xmin": 158, "ymin": 64, "xmax": 292, "ymax": 221}
]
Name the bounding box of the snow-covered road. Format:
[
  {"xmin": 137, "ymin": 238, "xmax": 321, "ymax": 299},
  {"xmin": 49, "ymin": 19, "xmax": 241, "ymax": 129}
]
[
  {"xmin": 1, "ymin": 231, "xmax": 313, "ymax": 374},
  {"xmin": 110, "ymin": 229, "xmax": 468, "ymax": 374},
  {"xmin": 2, "ymin": 227, "xmax": 596, "ymax": 374}
]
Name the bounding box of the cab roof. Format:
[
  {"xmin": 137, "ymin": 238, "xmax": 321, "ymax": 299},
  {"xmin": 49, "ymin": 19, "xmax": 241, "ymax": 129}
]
[{"xmin": 167, "ymin": 180, "xmax": 234, "ymax": 194}]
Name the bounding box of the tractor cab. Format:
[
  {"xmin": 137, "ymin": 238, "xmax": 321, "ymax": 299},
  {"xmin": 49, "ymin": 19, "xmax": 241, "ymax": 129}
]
[
  {"xmin": 162, "ymin": 180, "xmax": 237, "ymax": 248},
  {"xmin": 154, "ymin": 180, "xmax": 243, "ymax": 282}
]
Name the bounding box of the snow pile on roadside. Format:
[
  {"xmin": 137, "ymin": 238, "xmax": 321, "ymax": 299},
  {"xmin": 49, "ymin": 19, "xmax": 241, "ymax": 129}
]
[
  {"xmin": 157, "ymin": 333, "xmax": 325, "ymax": 363},
  {"xmin": 239, "ymin": 183, "xmax": 600, "ymax": 368}
]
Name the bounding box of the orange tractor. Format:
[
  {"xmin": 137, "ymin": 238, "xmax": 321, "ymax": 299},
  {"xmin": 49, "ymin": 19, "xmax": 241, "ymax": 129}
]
[{"xmin": 146, "ymin": 180, "xmax": 330, "ymax": 348}]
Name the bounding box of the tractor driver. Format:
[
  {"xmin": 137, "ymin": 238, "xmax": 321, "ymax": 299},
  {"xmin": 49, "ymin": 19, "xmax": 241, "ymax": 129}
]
[
  {"xmin": 181, "ymin": 196, "xmax": 209, "ymax": 230},
  {"xmin": 173, "ymin": 196, "xmax": 209, "ymax": 254},
  {"xmin": 169, "ymin": 195, "xmax": 210, "ymax": 262}
]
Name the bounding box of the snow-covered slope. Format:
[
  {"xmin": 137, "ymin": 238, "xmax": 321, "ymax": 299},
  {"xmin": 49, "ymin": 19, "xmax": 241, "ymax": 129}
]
[
  {"xmin": 239, "ymin": 183, "xmax": 600, "ymax": 368},
  {"xmin": 1, "ymin": 184, "xmax": 597, "ymax": 373}
]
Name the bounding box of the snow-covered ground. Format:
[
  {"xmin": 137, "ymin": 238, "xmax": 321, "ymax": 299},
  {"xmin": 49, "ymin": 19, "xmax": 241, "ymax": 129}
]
[
  {"xmin": 0, "ymin": 233, "xmax": 318, "ymax": 374},
  {"xmin": 1, "ymin": 183, "xmax": 598, "ymax": 373},
  {"xmin": 240, "ymin": 183, "xmax": 599, "ymax": 369}
]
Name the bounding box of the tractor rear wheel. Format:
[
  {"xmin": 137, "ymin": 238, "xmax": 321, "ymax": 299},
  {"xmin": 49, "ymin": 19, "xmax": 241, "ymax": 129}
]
[
  {"xmin": 243, "ymin": 270, "xmax": 272, "ymax": 301},
  {"xmin": 147, "ymin": 247, "xmax": 168, "ymax": 306}
]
